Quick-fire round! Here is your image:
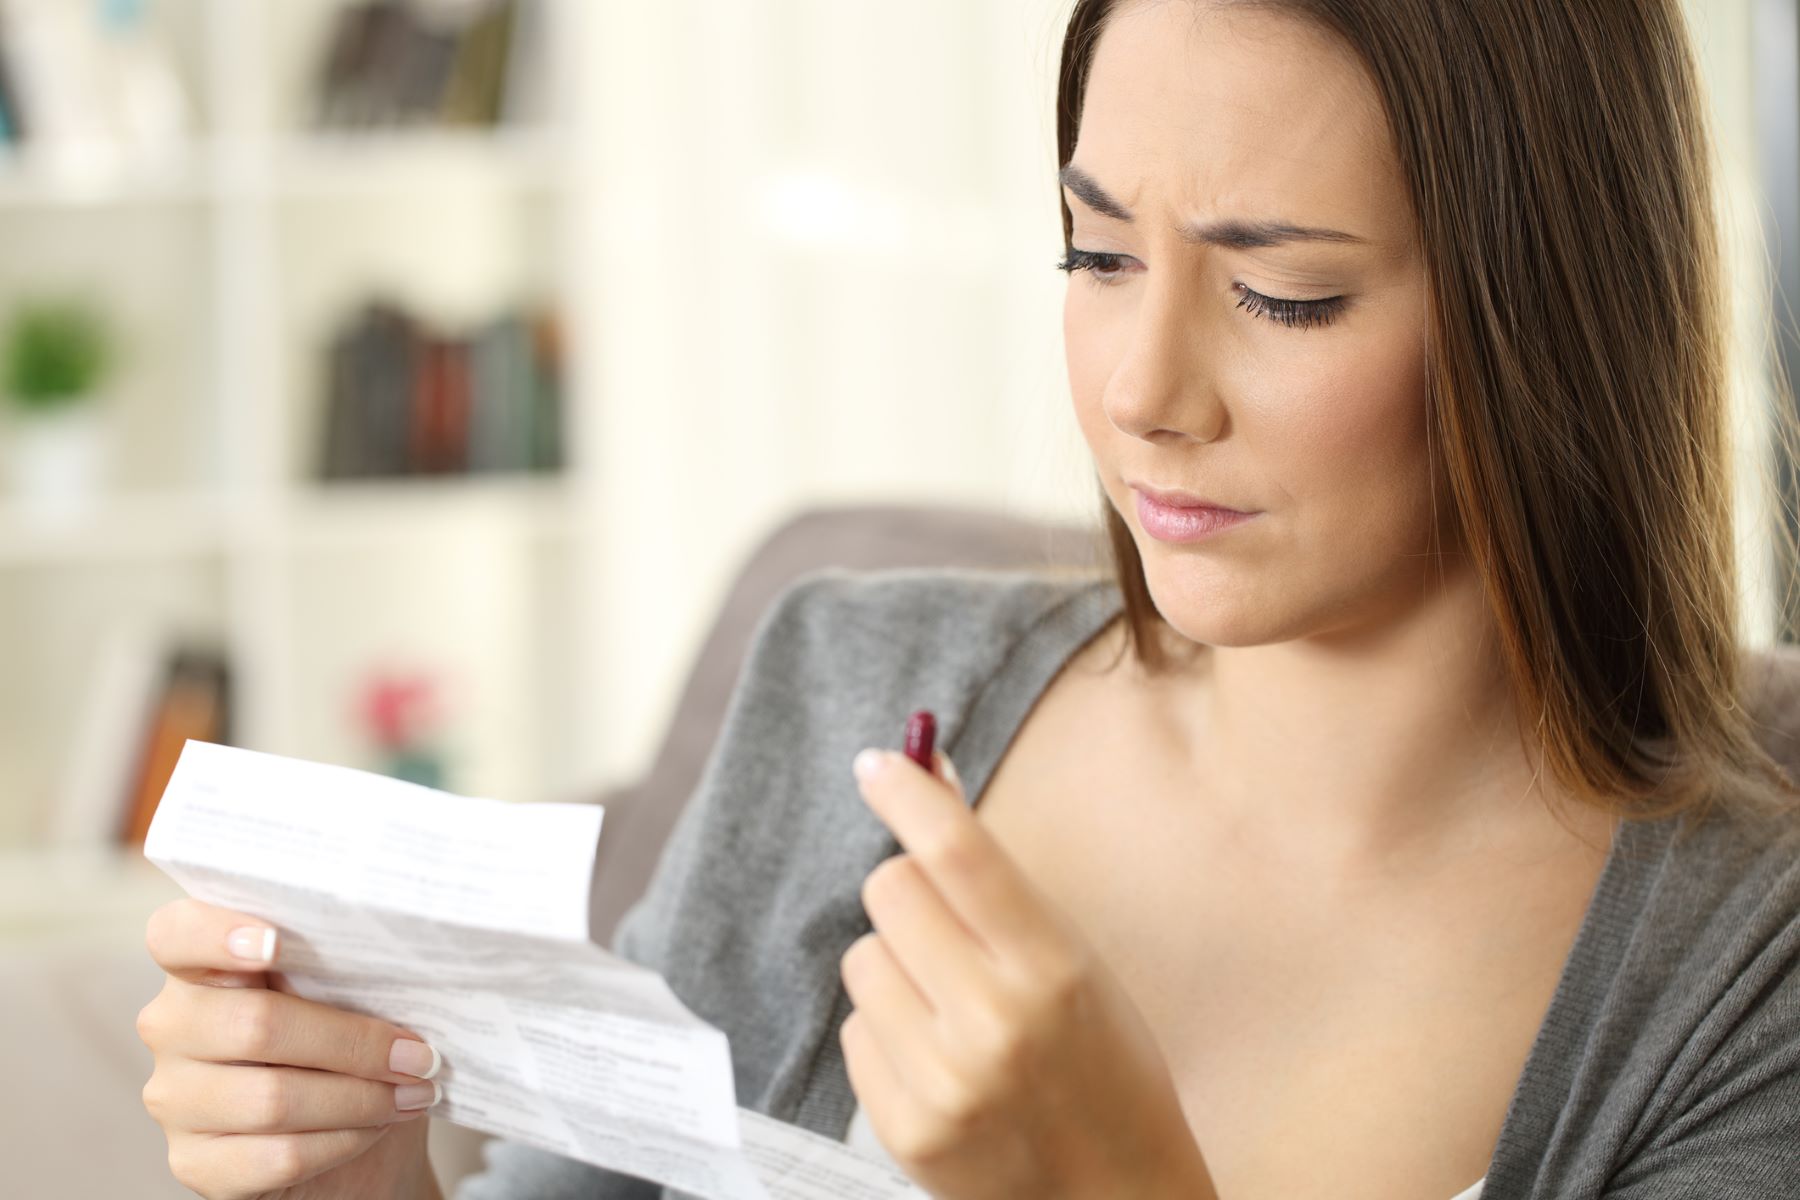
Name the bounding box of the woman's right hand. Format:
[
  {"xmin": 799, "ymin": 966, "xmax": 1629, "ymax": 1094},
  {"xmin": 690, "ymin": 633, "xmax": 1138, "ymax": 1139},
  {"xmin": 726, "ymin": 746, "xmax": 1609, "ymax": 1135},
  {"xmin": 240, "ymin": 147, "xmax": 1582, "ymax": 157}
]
[{"xmin": 137, "ymin": 898, "xmax": 446, "ymax": 1200}]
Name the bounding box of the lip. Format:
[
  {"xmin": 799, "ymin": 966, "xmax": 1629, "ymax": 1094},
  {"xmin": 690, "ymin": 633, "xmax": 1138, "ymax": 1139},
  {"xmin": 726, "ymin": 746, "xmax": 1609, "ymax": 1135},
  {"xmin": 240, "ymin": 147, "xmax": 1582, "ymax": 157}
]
[
  {"xmin": 1130, "ymin": 483, "xmax": 1253, "ymax": 513},
  {"xmin": 1131, "ymin": 486, "xmax": 1260, "ymax": 543}
]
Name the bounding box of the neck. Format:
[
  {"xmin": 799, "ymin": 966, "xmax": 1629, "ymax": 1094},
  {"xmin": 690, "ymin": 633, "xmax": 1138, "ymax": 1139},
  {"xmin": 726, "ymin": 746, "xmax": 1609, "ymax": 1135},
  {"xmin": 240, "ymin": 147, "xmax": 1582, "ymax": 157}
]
[{"xmin": 1123, "ymin": 558, "xmax": 1600, "ymax": 875}]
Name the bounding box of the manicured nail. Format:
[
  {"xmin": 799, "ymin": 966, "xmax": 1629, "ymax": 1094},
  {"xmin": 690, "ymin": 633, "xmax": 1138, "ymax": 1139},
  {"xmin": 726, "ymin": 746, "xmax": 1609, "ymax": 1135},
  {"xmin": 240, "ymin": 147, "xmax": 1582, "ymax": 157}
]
[
  {"xmin": 390, "ymin": 1038, "xmax": 441, "ymax": 1079},
  {"xmin": 395, "ymin": 1080, "xmax": 441, "ymax": 1111},
  {"xmin": 226, "ymin": 926, "xmax": 276, "ymax": 964},
  {"xmin": 853, "ymin": 747, "xmax": 888, "ymax": 783}
]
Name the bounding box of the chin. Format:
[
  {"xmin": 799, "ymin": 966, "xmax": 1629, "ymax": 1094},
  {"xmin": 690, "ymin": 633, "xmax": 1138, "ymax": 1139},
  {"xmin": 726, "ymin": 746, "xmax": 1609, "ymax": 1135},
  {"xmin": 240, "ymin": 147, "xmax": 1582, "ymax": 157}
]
[{"xmin": 1137, "ymin": 561, "xmax": 1278, "ymax": 651}]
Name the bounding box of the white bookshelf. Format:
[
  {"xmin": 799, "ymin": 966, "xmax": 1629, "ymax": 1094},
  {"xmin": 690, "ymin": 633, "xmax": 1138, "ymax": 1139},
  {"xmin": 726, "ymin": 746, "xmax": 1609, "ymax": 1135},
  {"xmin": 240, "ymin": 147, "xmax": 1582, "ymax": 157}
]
[{"xmin": 0, "ymin": 0, "xmax": 603, "ymax": 869}]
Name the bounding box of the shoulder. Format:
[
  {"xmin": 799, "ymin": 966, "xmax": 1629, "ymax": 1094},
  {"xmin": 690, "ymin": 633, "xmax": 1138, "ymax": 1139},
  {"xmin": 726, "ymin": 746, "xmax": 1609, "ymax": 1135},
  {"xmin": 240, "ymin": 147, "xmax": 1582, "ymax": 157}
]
[
  {"xmin": 1651, "ymin": 798, "xmax": 1800, "ymax": 933},
  {"xmin": 1590, "ymin": 806, "xmax": 1800, "ymax": 1192},
  {"xmin": 1609, "ymin": 798, "xmax": 1800, "ymax": 995},
  {"xmin": 735, "ymin": 564, "xmax": 1117, "ymax": 712},
  {"xmin": 715, "ymin": 562, "xmax": 1119, "ymax": 813},
  {"xmin": 752, "ymin": 563, "xmax": 1116, "ymax": 662},
  {"xmin": 614, "ymin": 562, "xmax": 1117, "ymax": 938},
  {"xmin": 1588, "ymin": 805, "xmax": 1800, "ymax": 1169},
  {"xmin": 1482, "ymin": 801, "xmax": 1800, "ymax": 1190}
]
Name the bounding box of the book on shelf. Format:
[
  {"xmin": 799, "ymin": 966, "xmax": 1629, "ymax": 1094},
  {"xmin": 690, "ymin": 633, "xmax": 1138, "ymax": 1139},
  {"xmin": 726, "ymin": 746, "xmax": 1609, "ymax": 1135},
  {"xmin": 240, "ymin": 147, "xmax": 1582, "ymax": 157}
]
[
  {"xmin": 469, "ymin": 310, "xmax": 532, "ymax": 472},
  {"xmin": 318, "ymin": 297, "xmax": 565, "ymax": 481},
  {"xmin": 312, "ymin": 0, "xmax": 544, "ymax": 132},
  {"xmin": 413, "ymin": 330, "xmax": 468, "ymax": 474},
  {"xmin": 51, "ymin": 617, "xmax": 231, "ymax": 850},
  {"xmin": 529, "ymin": 305, "xmax": 564, "ymax": 472},
  {"xmin": 117, "ymin": 645, "xmax": 232, "ymax": 847}
]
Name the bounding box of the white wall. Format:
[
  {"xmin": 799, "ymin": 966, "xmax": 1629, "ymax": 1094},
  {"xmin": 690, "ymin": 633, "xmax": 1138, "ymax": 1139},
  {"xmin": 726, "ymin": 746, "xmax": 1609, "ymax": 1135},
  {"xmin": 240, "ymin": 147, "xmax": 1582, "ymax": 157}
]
[
  {"xmin": 569, "ymin": 0, "xmax": 1090, "ymax": 783},
  {"xmin": 1683, "ymin": 0, "xmax": 1785, "ymax": 649}
]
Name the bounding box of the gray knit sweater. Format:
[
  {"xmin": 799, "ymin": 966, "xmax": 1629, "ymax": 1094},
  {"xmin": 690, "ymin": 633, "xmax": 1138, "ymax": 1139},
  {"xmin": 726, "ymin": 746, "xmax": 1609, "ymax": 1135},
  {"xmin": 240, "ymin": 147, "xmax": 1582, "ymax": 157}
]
[{"xmin": 456, "ymin": 566, "xmax": 1800, "ymax": 1199}]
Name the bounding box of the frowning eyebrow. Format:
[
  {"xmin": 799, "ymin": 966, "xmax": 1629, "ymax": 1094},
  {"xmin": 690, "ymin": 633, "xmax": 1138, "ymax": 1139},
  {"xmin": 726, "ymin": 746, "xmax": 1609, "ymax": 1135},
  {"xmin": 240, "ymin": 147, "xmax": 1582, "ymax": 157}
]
[{"xmin": 1058, "ymin": 164, "xmax": 1369, "ymax": 249}]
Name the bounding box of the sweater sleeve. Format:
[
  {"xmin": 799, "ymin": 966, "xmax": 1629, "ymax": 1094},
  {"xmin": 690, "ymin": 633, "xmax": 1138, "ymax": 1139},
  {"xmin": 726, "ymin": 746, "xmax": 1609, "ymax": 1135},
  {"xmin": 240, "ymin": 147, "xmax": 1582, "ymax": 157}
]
[
  {"xmin": 1600, "ymin": 912, "xmax": 1800, "ymax": 1198},
  {"xmin": 453, "ymin": 572, "xmax": 840, "ymax": 1200}
]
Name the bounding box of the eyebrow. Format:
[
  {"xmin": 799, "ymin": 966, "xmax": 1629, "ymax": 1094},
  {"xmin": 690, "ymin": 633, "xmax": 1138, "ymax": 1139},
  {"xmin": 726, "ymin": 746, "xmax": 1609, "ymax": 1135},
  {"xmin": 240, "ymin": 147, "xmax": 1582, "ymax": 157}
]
[{"xmin": 1058, "ymin": 164, "xmax": 1369, "ymax": 249}]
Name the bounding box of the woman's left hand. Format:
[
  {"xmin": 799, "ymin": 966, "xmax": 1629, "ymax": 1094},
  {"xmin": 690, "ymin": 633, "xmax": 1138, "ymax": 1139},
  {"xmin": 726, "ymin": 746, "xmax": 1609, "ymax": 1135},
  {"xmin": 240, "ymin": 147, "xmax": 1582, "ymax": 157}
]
[{"xmin": 842, "ymin": 745, "xmax": 1218, "ymax": 1200}]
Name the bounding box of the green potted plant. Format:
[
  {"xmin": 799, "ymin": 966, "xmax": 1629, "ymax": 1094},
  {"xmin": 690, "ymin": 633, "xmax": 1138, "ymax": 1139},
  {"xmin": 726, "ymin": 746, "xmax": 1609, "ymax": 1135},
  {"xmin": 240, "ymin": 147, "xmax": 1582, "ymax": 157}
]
[{"xmin": 1, "ymin": 296, "xmax": 117, "ymax": 518}]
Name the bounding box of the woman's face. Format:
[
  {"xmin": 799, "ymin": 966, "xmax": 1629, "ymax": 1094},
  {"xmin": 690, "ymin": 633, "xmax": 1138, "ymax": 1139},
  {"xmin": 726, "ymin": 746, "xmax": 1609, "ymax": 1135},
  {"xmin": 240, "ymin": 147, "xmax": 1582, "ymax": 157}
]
[{"xmin": 1065, "ymin": 0, "xmax": 1443, "ymax": 650}]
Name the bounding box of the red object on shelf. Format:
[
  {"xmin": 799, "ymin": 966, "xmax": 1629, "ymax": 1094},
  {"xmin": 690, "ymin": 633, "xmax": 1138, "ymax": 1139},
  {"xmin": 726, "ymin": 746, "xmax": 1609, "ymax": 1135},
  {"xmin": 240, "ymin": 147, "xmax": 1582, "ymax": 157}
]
[{"xmin": 359, "ymin": 669, "xmax": 444, "ymax": 750}]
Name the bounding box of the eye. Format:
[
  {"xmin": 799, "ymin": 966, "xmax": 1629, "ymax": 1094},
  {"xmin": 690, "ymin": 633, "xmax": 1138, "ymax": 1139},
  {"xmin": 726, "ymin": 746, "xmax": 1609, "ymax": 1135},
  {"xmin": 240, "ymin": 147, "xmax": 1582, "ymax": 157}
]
[
  {"xmin": 1054, "ymin": 247, "xmax": 1131, "ymax": 285},
  {"xmin": 1233, "ymin": 283, "xmax": 1346, "ymax": 331},
  {"xmin": 1055, "ymin": 247, "xmax": 1347, "ymax": 331}
]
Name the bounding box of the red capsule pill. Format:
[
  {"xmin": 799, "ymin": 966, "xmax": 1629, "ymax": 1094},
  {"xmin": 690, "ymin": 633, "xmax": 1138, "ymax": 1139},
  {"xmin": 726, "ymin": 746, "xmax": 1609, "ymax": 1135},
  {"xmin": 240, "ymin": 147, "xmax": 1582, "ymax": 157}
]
[{"xmin": 902, "ymin": 710, "xmax": 937, "ymax": 773}]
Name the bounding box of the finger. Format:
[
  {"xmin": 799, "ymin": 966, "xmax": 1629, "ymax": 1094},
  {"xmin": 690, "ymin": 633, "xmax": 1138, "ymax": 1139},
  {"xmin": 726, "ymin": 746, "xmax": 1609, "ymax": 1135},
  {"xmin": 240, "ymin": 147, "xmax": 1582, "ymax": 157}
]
[
  {"xmin": 149, "ymin": 1058, "xmax": 438, "ymax": 1135},
  {"xmin": 170, "ymin": 983, "xmax": 443, "ymax": 1085},
  {"xmin": 146, "ymin": 898, "xmax": 279, "ymax": 989},
  {"xmin": 860, "ymin": 852, "xmax": 992, "ymax": 1009},
  {"xmin": 170, "ymin": 1126, "xmax": 396, "ymax": 1197},
  {"xmin": 841, "ymin": 932, "xmax": 970, "ymax": 1110},
  {"xmin": 852, "ymin": 747, "xmax": 1063, "ymax": 964},
  {"xmin": 839, "ymin": 1007, "xmax": 915, "ymax": 1156},
  {"xmin": 842, "ymin": 931, "xmax": 934, "ymax": 1031}
]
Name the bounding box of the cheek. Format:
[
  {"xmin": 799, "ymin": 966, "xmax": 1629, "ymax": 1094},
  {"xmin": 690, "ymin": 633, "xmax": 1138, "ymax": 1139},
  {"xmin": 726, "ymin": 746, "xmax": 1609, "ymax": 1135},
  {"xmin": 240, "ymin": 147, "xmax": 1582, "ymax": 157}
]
[
  {"xmin": 1063, "ymin": 284, "xmax": 1436, "ymax": 555},
  {"xmin": 1064, "ymin": 289, "xmax": 1121, "ymax": 447},
  {"xmin": 1237, "ymin": 325, "xmax": 1434, "ymax": 552}
]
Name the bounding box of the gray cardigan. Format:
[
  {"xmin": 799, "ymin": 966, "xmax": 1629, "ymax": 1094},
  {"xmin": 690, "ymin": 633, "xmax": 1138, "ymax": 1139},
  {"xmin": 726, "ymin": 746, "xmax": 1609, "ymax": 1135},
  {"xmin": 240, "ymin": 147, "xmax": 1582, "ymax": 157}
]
[{"xmin": 457, "ymin": 566, "xmax": 1800, "ymax": 1199}]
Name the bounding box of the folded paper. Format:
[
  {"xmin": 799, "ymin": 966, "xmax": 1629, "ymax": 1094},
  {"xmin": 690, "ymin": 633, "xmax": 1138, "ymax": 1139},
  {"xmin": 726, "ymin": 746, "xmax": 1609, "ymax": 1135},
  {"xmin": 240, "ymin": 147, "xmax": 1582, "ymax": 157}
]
[{"xmin": 144, "ymin": 739, "xmax": 926, "ymax": 1200}]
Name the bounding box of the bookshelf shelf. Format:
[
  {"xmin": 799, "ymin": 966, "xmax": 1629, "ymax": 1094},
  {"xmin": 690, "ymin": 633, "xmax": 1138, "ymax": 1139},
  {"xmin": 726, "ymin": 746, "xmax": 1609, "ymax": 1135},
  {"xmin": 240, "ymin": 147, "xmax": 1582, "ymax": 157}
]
[
  {"xmin": 271, "ymin": 126, "xmax": 568, "ymax": 196},
  {"xmin": 279, "ymin": 474, "xmax": 575, "ymax": 549},
  {"xmin": 0, "ymin": 492, "xmax": 228, "ymax": 567},
  {"xmin": 0, "ymin": 144, "xmax": 213, "ymax": 208},
  {"xmin": 0, "ymin": 127, "xmax": 570, "ymax": 210},
  {"xmin": 0, "ymin": 476, "xmax": 576, "ymax": 569}
]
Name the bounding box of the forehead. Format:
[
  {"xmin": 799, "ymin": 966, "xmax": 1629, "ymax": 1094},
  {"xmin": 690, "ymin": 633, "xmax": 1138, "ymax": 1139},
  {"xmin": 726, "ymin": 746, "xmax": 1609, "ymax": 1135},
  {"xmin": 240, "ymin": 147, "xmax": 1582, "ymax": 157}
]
[{"xmin": 1075, "ymin": 0, "xmax": 1411, "ymax": 249}]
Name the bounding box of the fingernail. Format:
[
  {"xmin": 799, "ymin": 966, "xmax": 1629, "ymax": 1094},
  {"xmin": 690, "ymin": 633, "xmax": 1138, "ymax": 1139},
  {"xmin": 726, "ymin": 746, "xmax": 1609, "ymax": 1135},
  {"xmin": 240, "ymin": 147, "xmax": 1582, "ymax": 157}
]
[
  {"xmin": 852, "ymin": 747, "xmax": 887, "ymax": 783},
  {"xmin": 226, "ymin": 926, "xmax": 276, "ymax": 964},
  {"xmin": 390, "ymin": 1038, "xmax": 441, "ymax": 1079},
  {"xmin": 936, "ymin": 750, "xmax": 961, "ymax": 791},
  {"xmin": 395, "ymin": 1080, "xmax": 441, "ymax": 1111}
]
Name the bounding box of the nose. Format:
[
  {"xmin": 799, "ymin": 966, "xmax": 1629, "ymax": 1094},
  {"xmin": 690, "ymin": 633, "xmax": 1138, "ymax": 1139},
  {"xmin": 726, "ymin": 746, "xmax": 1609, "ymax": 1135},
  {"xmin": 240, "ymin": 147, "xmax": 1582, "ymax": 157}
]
[{"xmin": 1100, "ymin": 270, "xmax": 1227, "ymax": 443}]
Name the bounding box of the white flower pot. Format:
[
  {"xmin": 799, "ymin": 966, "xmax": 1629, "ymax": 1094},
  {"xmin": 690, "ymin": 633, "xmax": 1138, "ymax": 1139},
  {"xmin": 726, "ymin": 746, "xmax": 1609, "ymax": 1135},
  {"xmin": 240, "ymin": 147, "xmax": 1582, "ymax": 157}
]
[{"xmin": 1, "ymin": 399, "xmax": 111, "ymax": 521}]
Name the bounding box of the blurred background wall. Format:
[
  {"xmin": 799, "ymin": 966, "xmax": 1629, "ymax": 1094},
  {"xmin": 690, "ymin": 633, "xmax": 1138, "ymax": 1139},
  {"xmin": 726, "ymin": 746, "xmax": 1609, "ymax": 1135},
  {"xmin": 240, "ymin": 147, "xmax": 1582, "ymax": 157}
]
[{"xmin": 0, "ymin": 0, "xmax": 1793, "ymax": 1195}]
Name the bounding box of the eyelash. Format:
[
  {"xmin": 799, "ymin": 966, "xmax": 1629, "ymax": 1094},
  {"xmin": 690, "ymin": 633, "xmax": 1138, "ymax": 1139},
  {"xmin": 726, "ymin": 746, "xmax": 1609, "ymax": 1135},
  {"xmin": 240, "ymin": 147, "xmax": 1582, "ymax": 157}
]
[{"xmin": 1053, "ymin": 248, "xmax": 1346, "ymax": 331}]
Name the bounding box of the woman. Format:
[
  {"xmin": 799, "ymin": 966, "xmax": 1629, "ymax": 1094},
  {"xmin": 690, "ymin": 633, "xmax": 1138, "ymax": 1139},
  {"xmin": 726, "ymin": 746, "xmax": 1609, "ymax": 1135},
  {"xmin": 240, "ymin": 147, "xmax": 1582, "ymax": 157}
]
[{"xmin": 137, "ymin": 1, "xmax": 1800, "ymax": 1197}]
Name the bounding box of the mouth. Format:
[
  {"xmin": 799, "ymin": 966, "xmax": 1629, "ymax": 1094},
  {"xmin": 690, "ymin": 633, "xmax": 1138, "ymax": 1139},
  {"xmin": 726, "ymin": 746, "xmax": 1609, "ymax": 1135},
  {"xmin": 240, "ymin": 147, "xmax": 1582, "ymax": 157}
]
[
  {"xmin": 1128, "ymin": 482, "xmax": 1257, "ymax": 515},
  {"xmin": 1130, "ymin": 485, "xmax": 1260, "ymax": 544}
]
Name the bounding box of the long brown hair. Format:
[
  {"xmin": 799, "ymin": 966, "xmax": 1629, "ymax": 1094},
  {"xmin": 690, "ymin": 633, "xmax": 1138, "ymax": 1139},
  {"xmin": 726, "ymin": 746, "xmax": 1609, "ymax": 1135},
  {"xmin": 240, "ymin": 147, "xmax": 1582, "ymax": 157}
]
[{"xmin": 1056, "ymin": 0, "xmax": 1800, "ymax": 829}]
